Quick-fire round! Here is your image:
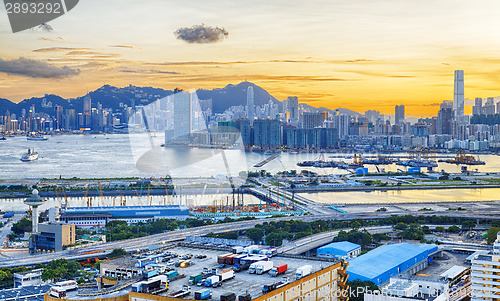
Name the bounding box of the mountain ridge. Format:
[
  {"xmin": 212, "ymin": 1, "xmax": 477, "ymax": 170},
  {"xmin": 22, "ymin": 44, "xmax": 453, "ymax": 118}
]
[{"xmin": 0, "ymin": 82, "xmax": 361, "ymax": 117}]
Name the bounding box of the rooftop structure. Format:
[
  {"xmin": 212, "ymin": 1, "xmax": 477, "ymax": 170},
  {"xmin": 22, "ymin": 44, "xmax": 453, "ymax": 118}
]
[
  {"xmin": 347, "ymin": 243, "xmax": 438, "ymax": 285},
  {"xmin": 13, "ymin": 268, "xmax": 43, "ymax": 288},
  {"xmin": 317, "ymin": 241, "xmax": 361, "ymax": 260},
  {"xmin": 23, "ymin": 190, "xmax": 46, "ymax": 233},
  {"xmin": 58, "ymin": 205, "xmax": 189, "ymax": 227}
]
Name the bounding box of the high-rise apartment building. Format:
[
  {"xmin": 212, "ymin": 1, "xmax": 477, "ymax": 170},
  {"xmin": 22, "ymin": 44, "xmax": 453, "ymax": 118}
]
[
  {"xmin": 283, "ymin": 96, "xmax": 299, "ymax": 123},
  {"xmin": 246, "ymin": 86, "xmax": 255, "ymax": 123},
  {"xmin": 437, "ymin": 101, "xmax": 453, "ymax": 135},
  {"xmin": 301, "ymin": 112, "xmax": 327, "ymax": 129},
  {"xmin": 453, "ymin": 70, "xmax": 465, "ymax": 118},
  {"xmin": 395, "ymin": 105, "xmax": 405, "ymax": 124},
  {"xmin": 471, "ymin": 233, "xmax": 500, "ymax": 301},
  {"xmin": 173, "ymin": 88, "xmax": 192, "ymax": 142},
  {"xmin": 333, "ymin": 113, "xmax": 349, "ymax": 139},
  {"xmin": 253, "ymin": 119, "xmax": 282, "ymax": 149},
  {"xmin": 483, "ymin": 97, "xmax": 496, "ymax": 115},
  {"xmin": 473, "ymin": 98, "xmax": 483, "ymax": 115}
]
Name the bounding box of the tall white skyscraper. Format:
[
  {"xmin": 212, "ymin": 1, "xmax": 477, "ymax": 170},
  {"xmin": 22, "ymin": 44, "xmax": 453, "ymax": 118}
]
[
  {"xmin": 453, "ymin": 70, "xmax": 465, "ymax": 118},
  {"xmin": 333, "ymin": 112, "xmax": 349, "ymax": 139},
  {"xmin": 173, "ymin": 89, "xmax": 192, "ymax": 142},
  {"xmin": 246, "ymin": 86, "xmax": 255, "ymax": 123},
  {"xmin": 284, "ymin": 96, "xmax": 299, "ymax": 123}
]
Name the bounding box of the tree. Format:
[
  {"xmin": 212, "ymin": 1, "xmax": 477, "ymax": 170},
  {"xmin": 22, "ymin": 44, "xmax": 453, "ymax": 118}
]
[
  {"xmin": 12, "ymin": 218, "xmax": 32, "ymax": 234},
  {"xmin": 265, "ymin": 232, "xmax": 283, "ymax": 246},
  {"xmin": 347, "ymin": 280, "xmax": 378, "ymax": 301},
  {"xmin": 245, "ymin": 228, "xmax": 264, "ymax": 243},
  {"xmin": 447, "ymin": 225, "xmax": 461, "ymax": 233},
  {"xmin": 434, "ymin": 226, "xmax": 445, "ymax": 233},
  {"xmin": 462, "ymin": 220, "xmax": 476, "ymax": 230},
  {"xmin": 486, "ymin": 227, "xmax": 500, "ymax": 244},
  {"xmin": 109, "ymin": 248, "xmax": 128, "ymax": 259},
  {"xmin": 351, "ymin": 221, "xmax": 362, "ymax": 231},
  {"xmin": 394, "ymin": 222, "xmax": 407, "ymax": 230}
]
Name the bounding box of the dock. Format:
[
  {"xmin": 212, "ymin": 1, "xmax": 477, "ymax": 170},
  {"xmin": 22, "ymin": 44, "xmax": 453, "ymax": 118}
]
[{"xmin": 253, "ymin": 153, "xmax": 280, "ymax": 167}]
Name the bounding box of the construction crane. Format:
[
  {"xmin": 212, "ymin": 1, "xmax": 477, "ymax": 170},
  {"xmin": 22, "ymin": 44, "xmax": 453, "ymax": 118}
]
[
  {"xmin": 98, "ymin": 182, "xmax": 104, "ymax": 207},
  {"xmin": 61, "ymin": 186, "xmax": 68, "ymax": 209}
]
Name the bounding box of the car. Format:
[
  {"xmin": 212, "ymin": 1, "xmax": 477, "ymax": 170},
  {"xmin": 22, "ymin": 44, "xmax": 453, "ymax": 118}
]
[
  {"xmin": 197, "ymin": 280, "xmax": 204, "ymax": 286},
  {"xmin": 166, "ymin": 260, "xmax": 175, "ymax": 266}
]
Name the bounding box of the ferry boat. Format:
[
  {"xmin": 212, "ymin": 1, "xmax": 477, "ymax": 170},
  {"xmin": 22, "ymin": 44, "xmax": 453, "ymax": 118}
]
[
  {"xmin": 20, "ymin": 149, "xmax": 38, "ymax": 162},
  {"xmin": 27, "ymin": 134, "xmax": 48, "ymax": 141}
]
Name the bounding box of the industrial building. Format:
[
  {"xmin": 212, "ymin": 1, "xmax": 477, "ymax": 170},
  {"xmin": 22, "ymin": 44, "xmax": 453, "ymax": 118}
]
[
  {"xmin": 29, "ymin": 222, "xmax": 76, "ymax": 253},
  {"xmin": 52, "ymin": 205, "xmax": 190, "ymax": 227},
  {"xmin": 346, "ymin": 243, "xmax": 438, "ymax": 285},
  {"xmin": 317, "ymin": 241, "xmax": 361, "ymax": 260},
  {"xmin": 14, "ymin": 268, "xmax": 43, "ymax": 288}
]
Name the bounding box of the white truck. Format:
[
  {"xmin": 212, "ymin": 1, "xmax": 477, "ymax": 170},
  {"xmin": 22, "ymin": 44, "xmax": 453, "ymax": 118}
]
[
  {"xmin": 217, "ymin": 269, "xmax": 235, "ymax": 282},
  {"xmin": 256, "ymin": 261, "xmax": 274, "ymax": 275},
  {"xmin": 243, "ymin": 245, "xmax": 259, "ymax": 254},
  {"xmin": 248, "ymin": 261, "xmax": 262, "ymax": 274},
  {"xmin": 295, "ymin": 265, "xmax": 313, "ymax": 279},
  {"xmin": 232, "ymin": 246, "xmax": 243, "ymax": 254}
]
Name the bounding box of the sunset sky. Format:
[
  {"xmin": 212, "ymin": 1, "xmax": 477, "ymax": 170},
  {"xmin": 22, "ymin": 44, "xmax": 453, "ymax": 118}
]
[{"xmin": 2, "ymin": 0, "xmax": 500, "ymax": 116}]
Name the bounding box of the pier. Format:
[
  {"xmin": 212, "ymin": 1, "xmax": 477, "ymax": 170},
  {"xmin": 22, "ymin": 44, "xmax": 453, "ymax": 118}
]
[{"xmin": 253, "ymin": 153, "xmax": 280, "ymax": 167}]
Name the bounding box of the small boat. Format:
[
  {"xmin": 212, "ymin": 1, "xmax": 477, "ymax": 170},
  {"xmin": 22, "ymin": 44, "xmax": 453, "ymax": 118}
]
[
  {"xmin": 27, "ymin": 134, "xmax": 48, "ymax": 141},
  {"xmin": 0, "ymin": 137, "xmax": 6, "ymax": 141},
  {"xmin": 20, "ymin": 149, "xmax": 38, "ymax": 162}
]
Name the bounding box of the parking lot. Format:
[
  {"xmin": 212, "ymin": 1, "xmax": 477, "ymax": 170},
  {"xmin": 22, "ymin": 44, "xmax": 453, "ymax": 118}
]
[{"xmin": 160, "ymin": 246, "xmax": 334, "ymax": 300}]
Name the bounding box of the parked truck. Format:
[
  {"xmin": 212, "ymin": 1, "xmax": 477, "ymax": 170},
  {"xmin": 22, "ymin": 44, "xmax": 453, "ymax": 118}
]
[
  {"xmin": 189, "ymin": 273, "xmax": 203, "ymax": 285},
  {"xmin": 243, "ymin": 245, "xmax": 259, "ymax": 254},
  {"xmin": 256, "ymin": 261, "xmax": 274, "ymax": 275},
  {"xmin": 233, "ymin": 262, "xmax": 250, "ymax": 272},
  {"xmin": 295, "ymin": 265, "xmax": 312, "ymax": 280},
  {"xmin": 218, "ymin": 253, "xmax": 233, "ymax": 264},
  {"xmin": 262, "ymin": 278, "xmax": 289, "ymax": 294},
  {"xmin": 238, "ymin": 293, "xmax": 252, "ymax": 301},
  {"xmin": 217, "ymin": 269, "xmax": 235, "ymax": 282},
  {"xmin": 249, "ymin": 260, "xmax": 268, "ymax": 274},
  {"xmin": 204, "ymin": 275, "xmax": 220, "ymax": 287},
  {"xmin": 225, "ymin": 254, "xmax": 237, "ymax": 265},
  {"xmin": 166, "ymin": 270, "xmax": 179, "ymax": 280},
  {"xmin": 232, "ymin": 246, "xmax": 243, "ymax": 254},
  {"xmin": 169, "ymin": 285, "xmax": 191, "ymax": 298},
  {"xmin": 220, "ymin": 292, "xmax": 236, "ymax": 301},
  {"xmin": 269, "ymin": 264, "xmax": 287, "ymax": 277},
  {"xmin": 194, "ymin": 289, "xmax": 212, "ymax": 300}
]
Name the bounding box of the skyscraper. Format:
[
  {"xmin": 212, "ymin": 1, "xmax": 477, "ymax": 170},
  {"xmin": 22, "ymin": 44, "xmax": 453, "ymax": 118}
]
[
  {"xmin": 301, "ymin": 112, "xmax": 327, "ymax": 129},
  {"xmin": 173, "ymin": 88, "xmax": 192, "ymax": 142},
  {"xmin": 283, "ymin": 96, "xmax": 299, "ymax": 123},
  {"xmin": 453, "ymin": 70, "xmax": 465, "ymax": 118},
  {"xmin": 473, "ymin": 98, "xmax": 483, "ymax": 115},
  {"xmin": 395, "ymin": 105, "xmax": 405, "ymax": 124},
  {"xmin": 246, "ymin": 86, "xmax": 255, "ymax": 123},
  {"xmin": 83, "ymin": 96, "xmax": 91, "ymax": 114},
  {"xmin": 483, "ymin": 97, "xmax": 495, "ymax": 115},
  {"xmin": 437, "ymin": 101, "xmax": 453, "ymax": 135},
  {"xmin": 333, "ymin": 113, "xmax": 349, "ymax": 139}
]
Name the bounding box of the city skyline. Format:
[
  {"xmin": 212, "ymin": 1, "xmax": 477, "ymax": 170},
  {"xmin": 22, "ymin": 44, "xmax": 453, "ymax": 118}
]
[{"xmin": 2, "ymin": 0, "xmax": 500, "ymax": 117}]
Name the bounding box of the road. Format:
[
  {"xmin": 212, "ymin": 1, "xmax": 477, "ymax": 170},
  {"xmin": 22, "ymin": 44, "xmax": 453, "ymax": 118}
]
[
  {"xmin": 2, "ymin": 208, "xmax": 500, "ymax": 267},
  {"xmin": 279, "ymin": 225, "xmax": 393, "ymax": 255},
  {"xmin": 0, "ymin": 214, "xmax": 24, "ymax": 249}
]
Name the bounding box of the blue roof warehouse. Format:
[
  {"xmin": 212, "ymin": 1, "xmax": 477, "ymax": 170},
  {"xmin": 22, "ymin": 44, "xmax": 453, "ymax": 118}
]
[
  {"xmin": 317, "ymin": 241, "xmax": 361, "ymax": 260},
  {"xmin": 346, "ymin": 243, "xmax": 438, "ymax": 285}
]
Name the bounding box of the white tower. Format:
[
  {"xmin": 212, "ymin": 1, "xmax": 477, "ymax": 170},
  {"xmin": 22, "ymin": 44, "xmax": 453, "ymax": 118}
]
[
  {"xmin": 24, "ymin": 189, "xmax": 46, "ymax": 233},
  {"xmin": 246, "ymin": 86, "xmax": 255, "ymax": 124},
  {"xmin": 453, "ymin": 70, "xmax": 465, "ymax": 118}
]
